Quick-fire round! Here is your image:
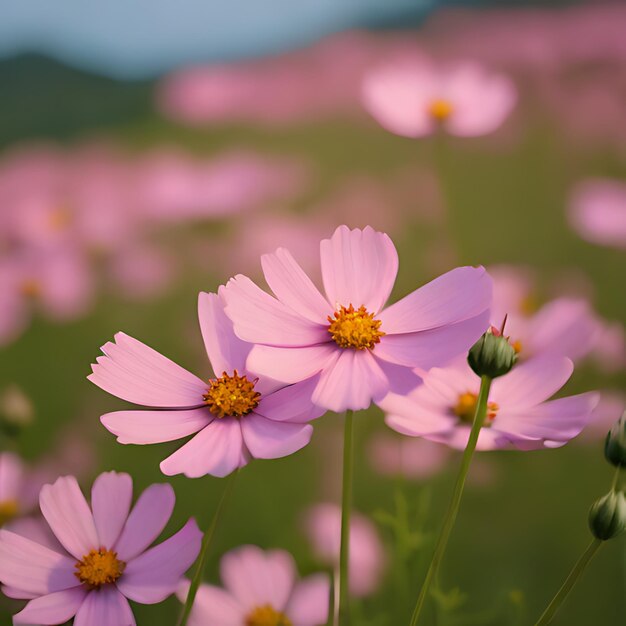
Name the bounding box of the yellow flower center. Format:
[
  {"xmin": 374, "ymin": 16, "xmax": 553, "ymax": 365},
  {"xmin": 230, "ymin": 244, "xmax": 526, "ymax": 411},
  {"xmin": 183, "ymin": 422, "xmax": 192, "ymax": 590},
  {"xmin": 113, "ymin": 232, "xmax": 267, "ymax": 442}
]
[
  {"xmin": 48, "ymin": 206, "xmax": 73, "ymax": 232},
  {"xmin": 75, "ymin": 549, "xmax": 125, "ymax": 588},
  {"xmin": 246, "ymin": 605, "xmax": 293, "ymax": 626},
  {"xmin": 19, "ymin": 279, "xmax": 41, "ymax": 298},
  {"xmin": 0, "ymin": 500, "xmax": 19, "ymax": 526},
  {"xmin": 328, "ymin": 304, "xmax": 385, "ymax": 350},
  {"xmin": 428, "ymin": 98, "xmax": 454, "ymax": 122},
  {"xmin": 453, "ymin": 392, "xmax": 499, "ymax": 426},
  {"xmin": 511, "ymin": 339, "xmax": 523, "ymax": 354},
  {"xmin": 203, "ymin": 370, "xmax": 261, "ymax": 418}
]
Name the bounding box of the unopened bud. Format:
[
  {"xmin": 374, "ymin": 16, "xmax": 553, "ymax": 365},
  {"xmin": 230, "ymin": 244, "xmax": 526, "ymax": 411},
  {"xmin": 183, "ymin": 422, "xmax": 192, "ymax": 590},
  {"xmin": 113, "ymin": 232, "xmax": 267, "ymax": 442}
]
[
  {"xmin": 588, "ymin": 491, "xmax": 626, "ymax": 541},
  {"xmin": 604, "ymin": 415, "xmax": 626, "ymax": 468},
  {"xmin": 0, "ymin": 385, "xmax": 34, "ymax": 437},
  {"xmin": 468, "ymin": 328, "xmax": 517, "ymax": 379}
]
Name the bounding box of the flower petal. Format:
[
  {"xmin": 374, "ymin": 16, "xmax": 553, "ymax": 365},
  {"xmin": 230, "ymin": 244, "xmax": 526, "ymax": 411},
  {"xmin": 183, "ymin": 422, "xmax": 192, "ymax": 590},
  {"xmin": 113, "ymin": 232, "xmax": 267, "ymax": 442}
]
[
  {"xmin": 285, "ymin": 574, "xmax": 331, "ymax": 626},
  {"xmin": 39, "ymin": 476, "xmax": 99, "ymax": 560},
  {"xmin": 88, "ymin": 332, "xmax": 206, "ymax": 408},
  {"xmin": 117, "ymin": 519, "xmax": 202, "ymax": 604},
  {"xmin": 0, "ymin": 529, "xmax": 78, "ymax": 596},
  {"xmin": 92, "ymin": 472, "xmax": 132, "ymax": 549},
  {"xmin": 221, "ymin": 545, "xmax": 296, "ymax": 612},
  {"xmin": 320, "ymin": 225, "xmax": 398, "ymax": 314},
  {"xmin": 312, "ymin": 349, "xmax": 389, "ymax": 412},
  {"xmin": 254, "ymin": 377, "xmax": 326, "ymax": 423},
  {"xmin": 241, "ymin": 414, "xmax": 313, "ymax": 459},
  {"xmin": 0, "ymin": 452, "xmax": 23, "ymax": 503},
  {"xmin": 114, "ymin": 483, "xmax": 175, "ymax": 562},
  {"xmin": 176, "ymin": 581, "xmax": 244, "ymax": 626},
  {"xmin": 73, "ymin": 586, "xmax": 135, "ymax": 626},
  {"xmin": 247, "ymin": 344, "xmax": 336, "ymax": 384},
  {"xmin": 101, "ymin": 408, "xmax": 212, "ymax": 445},
  {"xmin": 198, "ymin": 289, "xmax": 251, "ymax": 375},
  {"xmin": 223, "ymin": 274, "xmax": 328, "ymax": 346},
  {"xmin": 13, "ymin": 588, "xmax": 87, "ymax": 625},
  {"xmin": 379, "ymin": 266, "xmax": 492, "ymax": 333},
  {"xmin": 160, "ymin": 419, "xmax": 246, "ymax": 478},
  {"xmin": 261, "ymin": 247, "xmax": 332, "ymax": 323}
]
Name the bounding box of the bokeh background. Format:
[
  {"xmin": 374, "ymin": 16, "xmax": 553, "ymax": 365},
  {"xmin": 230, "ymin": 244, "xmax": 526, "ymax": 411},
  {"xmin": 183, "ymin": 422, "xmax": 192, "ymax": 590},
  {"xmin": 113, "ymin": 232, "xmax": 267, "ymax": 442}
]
[{"xmin": 1, "ymin": 1, "xmax": 625, "ymax": 624}]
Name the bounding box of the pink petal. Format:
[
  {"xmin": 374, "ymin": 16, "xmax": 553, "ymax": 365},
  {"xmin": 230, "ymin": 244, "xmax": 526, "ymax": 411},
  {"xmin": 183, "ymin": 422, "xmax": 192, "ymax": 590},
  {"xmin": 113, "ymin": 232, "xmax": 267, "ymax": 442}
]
[
  {"xmin": 320, "ymin": 225, "xmax": 398, "ymax": 314},
  {"xmin": 13, "ymin": 587, "xmax": 87, "ymax": 625},
  {"xmin": 382, "ymin": 394, "xmax": 455, "ymax": 438},
  {"xmin": 285, "ymin": 574, "xmax": 330, "ymax": 626},
  {"xmin": 198, "ymin": 289, "xmax": 250, "ymax": 375},
  {"xmin": 223, "ymin": 274, "xmax": 328, "ymax": 346},
  {"xmin": 376, "ymin": 360, "xmax": 422, "ymax": 396},
  {"xmin": 39, "ymin": 476, "xmax": 99, "ymax": 560},
  {"xmin": 312, "ymin": 349, "xmax": 389, "ymax": 412},
  {"xmin": 88, "ymin": 332, "xmax": 206, "ymax": 408},
  {"xmin": 73, "ymin": 586, "xmax": 135, "ymax": 626},
  {"xmin": 101, "ymin": 408, "xmax": 212, "ymax": 444},
  {"xmin": 114, "ymin": 483, "xmax": 175, "ymax": 562},
  {"xmin": 491, "ymin": 356, "xmax": 574, "ymax": 409},
  {"xmin": 221, "ymin": 545, "xmax": 296, "ymax": 611},
  {"xmin": 160, "ymin": 418, "xmax": 246, "ymax": 478},
  {"xmin": 261, "ymin": 247, "xmax": 331, "ymax": 323},
  {"xmin": 176, "ymin": 581, "xmax": 244, "ymax": 626},
  {"xmin": 241, "ymin": 414, "xmax": 313, "ymax": 459},
  {"xmin": 0, "ymin": 529, "xmax": 78, "ymax": 595},
  {"xmin": 254, "ymin": 377, "xmax": 326, "ymax": 423},
  {"xmin": 379, "ymin": 266, "xmax": 492, "ymax": 333},
  {"xmin": 92, "ymin": 472, "xmax": 132, "ymax": 549},
  {"xmin": 0, "ymin": 451, "xmax": 23, "ymax": 502},
  {"xmin": 117, "ymin": 519, "xmax": 202, "ymax": 604},
  {"xmin": 2, "ymin": 585, "xmax": 38, "ymax": 600},
  {"xmin": 247, "ymin": 344, "xmax": 336, "ymax": 384},
  {"xmin": 374, "ymin": 311, "xmax": 490, "ymax": 369}
]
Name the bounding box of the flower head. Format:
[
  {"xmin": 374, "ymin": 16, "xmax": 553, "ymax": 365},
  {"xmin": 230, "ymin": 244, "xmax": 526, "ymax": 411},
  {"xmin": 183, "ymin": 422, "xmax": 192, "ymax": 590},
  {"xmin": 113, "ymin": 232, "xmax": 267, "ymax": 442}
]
[
  {"xmin": 223, "ymin": 225, "xmax": 492, "ymax": 412},
  {"xmin": 176, "ymin": 545, "xmax": 330, "ymax": 626},
  {"xmin": 89, "ymin": 289, "xmax": 323, "ymax": 478},
  {"xmin": 0, "ymin": 471, "xmax": 201, "ymax": 625},
  {"xmin": 381, "ymin": 355, "xmax": 598, "ymax": 451}
]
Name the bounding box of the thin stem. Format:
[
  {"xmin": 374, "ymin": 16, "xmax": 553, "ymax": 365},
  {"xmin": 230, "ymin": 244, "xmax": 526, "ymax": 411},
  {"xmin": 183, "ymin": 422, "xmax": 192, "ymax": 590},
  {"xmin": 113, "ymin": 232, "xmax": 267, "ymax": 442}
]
[
  {"xmin": 534, "ymin": 538, "xmax": 603, "ymax": 626},
  {"xmin": 338, "ymin": 409, "xmax": 355, "ymax": 625},
  {"xmin": 178, "ymin": 470, "xmax": 238, "ymax": 626},
  {"xmin": 409, "ymin": 375, "xmax": 492, "ymax": 626},
  {"xmin": 610, "ymin": 464, "xmax": 621, "ymax": 492}
]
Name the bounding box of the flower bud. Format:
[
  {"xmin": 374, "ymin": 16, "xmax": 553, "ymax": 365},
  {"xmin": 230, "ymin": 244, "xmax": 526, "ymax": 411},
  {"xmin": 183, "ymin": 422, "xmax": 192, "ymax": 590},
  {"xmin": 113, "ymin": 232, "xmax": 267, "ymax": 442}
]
[
  {"xmin": 467, "ymin": 328, "xmax": 517, "ymax": 379},
  {"xmin": 0, "ymin": 385, "xmax": 34, "ymax": 437},
  {"xmin": 588, "ymin": 491, "xmax": 626, "ymax": 541},
  {"xmin": 604, "ymin": 415, "xmax": 626, "ymax": 467}
]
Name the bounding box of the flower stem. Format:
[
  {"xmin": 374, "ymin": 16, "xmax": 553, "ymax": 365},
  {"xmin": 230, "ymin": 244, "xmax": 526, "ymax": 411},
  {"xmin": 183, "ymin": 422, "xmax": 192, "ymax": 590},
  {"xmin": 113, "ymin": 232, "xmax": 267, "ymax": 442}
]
[
  {"xmin": 409, "ymin": 375, "xmax": 492, "ymax": 626},
  {"xmin": 339, "ymin": 409, "xmax": 355, "ymax": 625},
  {"xmin": 534, "ymin": 538, "xmax": 603, "ymax": 626},
  {"xmin": 610, "ymin": 464, "xmax": 621, "ymax": 492},
  {"xmin": 178, "ymin": 470, "xmax": 238, "ymax": 626}
]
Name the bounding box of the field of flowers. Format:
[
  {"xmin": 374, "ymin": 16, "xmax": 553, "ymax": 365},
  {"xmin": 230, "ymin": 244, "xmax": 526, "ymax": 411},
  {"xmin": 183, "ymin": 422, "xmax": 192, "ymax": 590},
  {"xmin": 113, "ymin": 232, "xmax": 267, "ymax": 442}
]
[{"xmin": 0, "ymin": 3, "xmax": 625, "ymax": 625}]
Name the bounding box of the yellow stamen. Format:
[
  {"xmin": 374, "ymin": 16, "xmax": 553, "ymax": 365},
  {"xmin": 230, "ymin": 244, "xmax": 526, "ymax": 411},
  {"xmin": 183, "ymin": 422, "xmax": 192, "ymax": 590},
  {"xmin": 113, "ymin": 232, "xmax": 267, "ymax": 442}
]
[
  {"xmin": 328, "ymin": 304, "xmax": 384, "ymax": 350},
  {"xmin": 75, "ymin": 549, "xmax": 125, "ymax": 588},
  {"xmin": 203, "ymin": 370, "xmax": 261, "ymax": 418},
  {"xmin": 246, "ymin": 605, "xmax": 293, "ymax": 626},
  {"xmin": 453, "ymin": 391, "xmax": 499, "ymax": 426},
  {"xmin": 511, "ymin": 340, "xmax": 523, "ymax": 354},
  {"xmin": 0, "ymin": 500, "xmax": 19, "ymax": 526},
  {"xmin": 428, "ymin": 98, "xmax": 454, "ymax": 122}
]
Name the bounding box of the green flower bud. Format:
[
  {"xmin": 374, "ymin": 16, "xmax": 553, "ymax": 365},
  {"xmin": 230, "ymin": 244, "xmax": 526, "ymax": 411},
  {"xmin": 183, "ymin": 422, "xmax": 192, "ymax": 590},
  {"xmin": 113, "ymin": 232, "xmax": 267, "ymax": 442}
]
[
  {"xmin": 467, "ymin": 328, "xmax": 517, "ymax": 379},
  {"xmin": 604, "ymin": 415, "xmax": 626, "ymax": 467},
  {"xmin": 588, "ymin": 491, "xmax": 626, "ymax": 541}
]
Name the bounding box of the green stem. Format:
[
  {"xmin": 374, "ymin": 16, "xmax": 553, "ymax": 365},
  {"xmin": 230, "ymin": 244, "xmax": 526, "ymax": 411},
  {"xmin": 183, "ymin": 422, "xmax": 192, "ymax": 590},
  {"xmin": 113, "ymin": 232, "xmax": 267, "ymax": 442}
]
[
  {"xmin": 610, "ymin": 465, "xmax": 621, "ymax": 492},
  {"xmin": 339, "ymin": 409, "xmax": 355, "ymax": 625},
  {"xmin": 178, "ymin": 470, "xmax": 238, "ymax": 626},
  {"xmin": 534, "ymin": 538, "xmax": 603, "ymax": 626},
  {"xmin": 409, "ymin": 375, "xmax": 492, "ymax": 626}
]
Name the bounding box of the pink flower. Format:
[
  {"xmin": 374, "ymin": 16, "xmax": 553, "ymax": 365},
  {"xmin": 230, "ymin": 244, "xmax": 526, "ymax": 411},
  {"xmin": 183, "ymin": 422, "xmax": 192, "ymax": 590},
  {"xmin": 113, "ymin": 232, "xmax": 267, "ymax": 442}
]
[
  {"xmin": 362, "ymin": 59, "xmax": 516, "ymax": 138},
  {"xmin": 89, "ymin": 290, "xmax": 323, "ymax": 478},
  {"xmin": 381, "ymin": 356, "xmax": 598, "ymax": 450},
  {"xmin": 176, "ymin": 545, "xmax": 329, "ymax": 626},
  {"xmin": 223, "ymin": 225, "xmax": 492, "ymax": 412},
  {"xmin": 0, "ymin": 471, "xmax": 202, "ymax": 625},
  {"xmin": 0, "ymin": 453, "xmax": 37, "ymax": 527},
  {"xmin": 304, "ymin": 503, "xmax": 386, "ymax": 597},
  {"xmin": 568, "ymin": 179, "xmax": 626, "ymax": 249}
]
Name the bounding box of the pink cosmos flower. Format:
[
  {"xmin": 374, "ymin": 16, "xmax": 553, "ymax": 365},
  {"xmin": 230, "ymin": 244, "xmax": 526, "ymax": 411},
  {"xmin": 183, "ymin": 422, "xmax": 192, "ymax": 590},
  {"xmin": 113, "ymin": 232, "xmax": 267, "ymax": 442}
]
[
  {"xmin": 304, "ymin": 503, "xmax": 386, "ymax": 597},
  {"xmin": 381, "ymin": 355, "xmax": 598, "ymax": 450},
  {"xmin": 89, "ymin": 290, "xmax": 323, "ymax": 478},
  {"xmin": 223, "ymin": 225, "xmax": 492, "ymax": 413},
  {"xmin": 362, "ymin": 58, "xmax": 517, "ymax": 138},
  {"xmin": 177, "ymin": 545, "xmax": 330, "ymax": 626},
  {"xmin": 0, "ymin": 453, "xmax": 39, "ymax": 528},
  {"xmin": 568, "ymin": 179, "xmax": 626, "ymax": 249},
  {"xmin": 0, "ymin": 471, "xmax": 202, "ymax": 625}
]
